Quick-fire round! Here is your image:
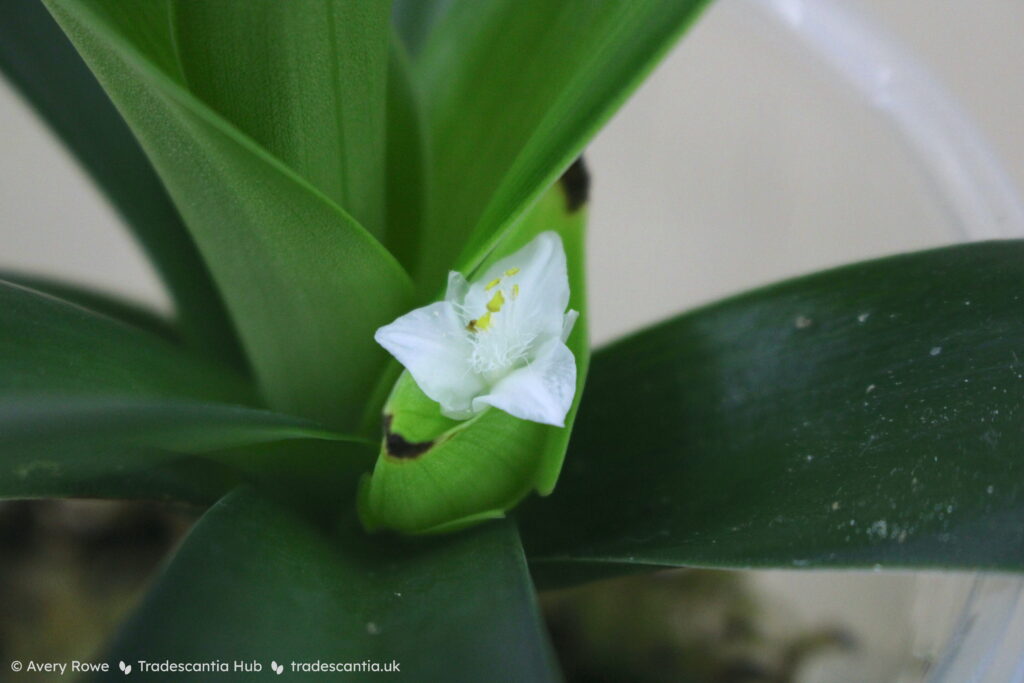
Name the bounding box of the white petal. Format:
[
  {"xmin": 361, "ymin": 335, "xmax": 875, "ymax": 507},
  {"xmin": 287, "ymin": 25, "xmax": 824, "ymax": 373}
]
[
  {"xmin": 374, "ymin": 302, "xmax": 485, "ymax": 415},
  {"xmin": 445, "ymin": 271, "xmax": 469, "ymax": 305},
  {"xmin": 562, "ymin": 309, "xmax": 579, "ymax": 342},
  {"xmin": 471, "ymin": 338, "xmax": 576, "ymax": 427},
  {"xmin": 465, "ymin": 232, "xmax": 569, "ymax": 339}
]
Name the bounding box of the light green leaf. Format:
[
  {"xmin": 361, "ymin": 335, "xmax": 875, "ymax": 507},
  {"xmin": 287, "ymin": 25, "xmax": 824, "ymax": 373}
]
[
  {"xmin": 46, "ymin": 0, "xmax": 415, "ymax": 430},
  {"xmin": 171, "ymin": 0, "xmax": 391, "ymax": 237},
  {"xmin": 408, "ymin": 0, "xmax": 710, "ymax": 286},
  {"xmin": 104, "ymin": 488, "xmax": 560, "ymax": 682},
  {"xmin": 359, "ymin": 171, "xmax": 589, "ymax": 534},
  {"xmin": 0, "ymin": 0, "xmax": 243, "ymax": 369},
  {"xmin": 520, "ymin": 241, "xmax": 1024, "ymax": 584}
]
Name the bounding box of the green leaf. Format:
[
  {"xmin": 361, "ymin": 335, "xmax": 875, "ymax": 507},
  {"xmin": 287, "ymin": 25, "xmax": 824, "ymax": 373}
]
[
  {"xmin": 0, "ymin": 279, "xmax": 249, "ymax": 401},
  {"xmin": 105, "ymin": 488, "xmax": 560, "ymax": 682},
  {"xmin": 392, "ymin": 0, "xmax": 453, "ymax": 59},
  {"xmin": 0, "ymin": 397, "xmax": 366, "ymax": 503},
  {"xmin": 171, "ymin": 0, "xmax": 391, "ymax": 237},
  {"xmin": 46, "ymin": 0, "xmax": 415, "ymax": 430},
  {"xmin": 520, "ymin": 241, "xmax": 1024, "ymax": 583},
  {"xmin": 408, "ymin": 0, "xmax": 710, "ymax": 286},
  {"xmin": 0, "ymin": 280, "xmax": 369, "ymax": 502},
  {"xmin": 358, "ymin": 172, "xmax": 590, "ymax": 534},
  {"xmin": 0, "ymin": 0, "xmax": 243, "ymax": 369},
  {"xmin": 383, "ymin": 37, "xmax": 430, "ymax": 274},
  {"xmin": 0, "ymin": 270, "xmax": 178, "ymax": 343}
]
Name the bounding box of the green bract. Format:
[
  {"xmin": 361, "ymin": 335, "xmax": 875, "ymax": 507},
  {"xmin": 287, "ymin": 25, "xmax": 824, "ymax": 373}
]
[
  {"xmin": 1, "ymin": 0, "xmax": 1021, "ymax": 675},
  {"xmin": 361, "ymin": 177, "xmax": 589, "ymax": 533}
]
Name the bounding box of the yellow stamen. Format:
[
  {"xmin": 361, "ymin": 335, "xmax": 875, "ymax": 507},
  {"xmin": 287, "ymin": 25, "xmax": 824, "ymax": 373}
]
[
  {"xmin": 505, "ymin": 268, "xmax": 520, "ymax": 276},
  {"xmin": 512, "ymin": 284, "xmax": 520, "ymax": 299},
  {"xmin": 485, "ymin": 278, "xmax": 501, "ymax": 290},
  {"xmin": 486, "ymin": 290, "xmax": 505, "ymax": 313},
  {"xmin": 476, "ymin": 311, "xmax": 493, "ymax": 331}
]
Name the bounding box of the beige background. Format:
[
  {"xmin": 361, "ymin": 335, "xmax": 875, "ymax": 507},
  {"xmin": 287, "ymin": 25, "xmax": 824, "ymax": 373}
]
[{"xmin": 2, "ymin": 1, "xmax": 1023, "ymax": 680}]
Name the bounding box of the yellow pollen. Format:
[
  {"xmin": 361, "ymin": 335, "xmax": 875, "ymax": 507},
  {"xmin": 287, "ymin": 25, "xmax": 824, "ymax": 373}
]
[
  {"xmin": 486, "ymin": 290, "xmax": 505, "ymax": 312},
  {"xmin": 476, "ymin": 311, "xmax": 493, "ymax": 331},
  {"xmin": 505, "ymin": 268, "xmax": 520, "ymax": 276},
  {"xmin": 512, "ymin": 284, "xmax": 520, "ymax": 299},
  {"xmin": 485, "ymin": 278, "xmax": 501, "ymax": 290}
]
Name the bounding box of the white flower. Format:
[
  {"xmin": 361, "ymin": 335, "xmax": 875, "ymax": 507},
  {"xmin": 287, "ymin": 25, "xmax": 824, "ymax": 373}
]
[{"xmin": 374, "ymin": 231, "xmax": 578, "ymax": 427}]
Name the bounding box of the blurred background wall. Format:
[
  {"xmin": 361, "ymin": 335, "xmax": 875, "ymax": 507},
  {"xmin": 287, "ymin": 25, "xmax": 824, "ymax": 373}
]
[{"xmin": 2, "ymin": 1, "xmax": 1022, "ymax": 681}]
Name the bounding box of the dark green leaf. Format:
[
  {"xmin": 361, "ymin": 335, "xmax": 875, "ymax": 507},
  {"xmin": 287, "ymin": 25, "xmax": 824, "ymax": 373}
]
[
  {"xmin": 408, "ymin": 0, "xmax": 710, "ymax": 286},
  {"xmin": 392, "ymin": 0, "xmax": 453, "ymax": 58},
  {"xmin": 0, "ymin": 397, "xmax": 367, "ymax": 503},
  {"xmin": 0, "ymin": 270, "xmax": 178, "ymax": 343},
  {"xmin": 0, "ymin": 280, "xmax": 373, "ymax": 503},
  {"xmin": 383, "ymin": 37, "xmax": 429, "ymax": 274},
  {"xmin": 105, "ymin": 488, "xmax": 560, "ymax": 682},
  {"xmin": 0, "ymin": 280, "xmax": 249, "ymax": 401},
  {"xmin": 0, "ymin": 0, "xmax": 243, "ymax": 369},
  {"xmin": 46, "ymin": 0, "xmax": 415, "ymax": 430},
  {"xmin": 171, "ymin": 0, "xmax": 391, "ymax": 237},
  {"xmin": 520, "ymin": 241, "xmax": 1024, "ymax": 583}
]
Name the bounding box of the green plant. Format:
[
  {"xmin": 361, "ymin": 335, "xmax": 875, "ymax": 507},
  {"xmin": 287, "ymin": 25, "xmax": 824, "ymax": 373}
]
[{"xmin": 2, "ymin": 0, "xmax": 1022, "ymax": 679}]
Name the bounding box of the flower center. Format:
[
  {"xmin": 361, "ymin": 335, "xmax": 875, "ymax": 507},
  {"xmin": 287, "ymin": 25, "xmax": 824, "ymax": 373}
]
[{"xmin": 463, "ymin": 269, "xmax": 533, "ymax": 379}]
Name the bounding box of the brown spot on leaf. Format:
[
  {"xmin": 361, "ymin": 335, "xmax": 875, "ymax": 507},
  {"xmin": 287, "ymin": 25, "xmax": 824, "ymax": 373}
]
[
  {"xmin": 382, "ymin": 414, "xmax": 433, "ymax": 459},
  {"xmin": 559, "ymin": 156, "xmax": 590, "ymax": 213}
]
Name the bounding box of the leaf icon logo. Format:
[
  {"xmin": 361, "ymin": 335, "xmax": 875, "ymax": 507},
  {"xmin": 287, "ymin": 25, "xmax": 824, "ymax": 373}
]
[
  {"xmin": 271, "ymin": 661, "xmax": 283, "ymax": 675},
  {"xmin": 118, "ymin": 661, "xmax": 132, "ymax": 674}
]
